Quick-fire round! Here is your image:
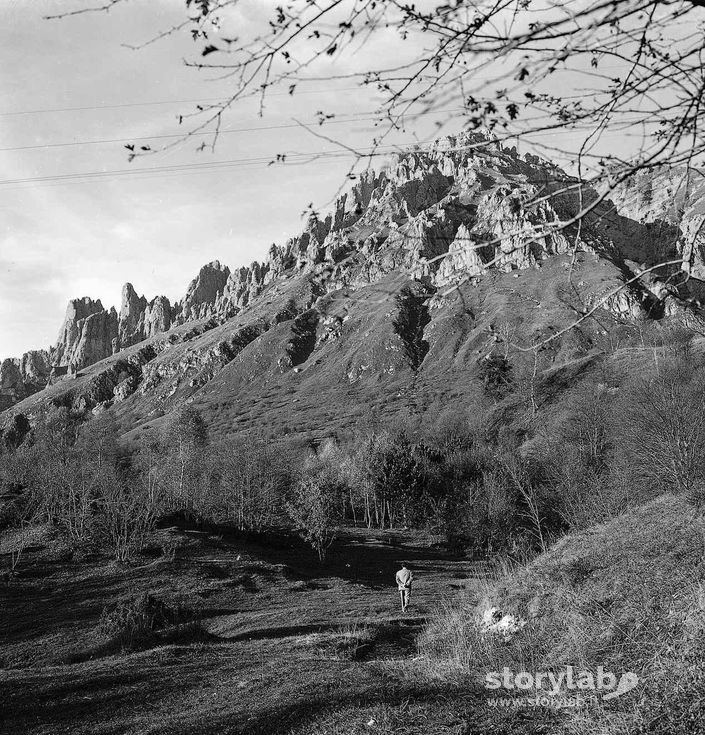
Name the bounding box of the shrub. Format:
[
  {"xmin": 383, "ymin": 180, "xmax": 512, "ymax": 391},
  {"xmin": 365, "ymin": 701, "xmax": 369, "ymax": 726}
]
[
  {"xmin": 97, "ymin": 592, "xmax": 197, "ymax": 650},
  {"xmin": 332, "ymin": 620, "xmax": 374, "ymax": 660},
  {"xmin": 478, "ymin": 353, "xmax": 513, "ymax": 400},
  {"xmin": 618, "ymin": 360, "xmax": 705, "ymax": 503}
]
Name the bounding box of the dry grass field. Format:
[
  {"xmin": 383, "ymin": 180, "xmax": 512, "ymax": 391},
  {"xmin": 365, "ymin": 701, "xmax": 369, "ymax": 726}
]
[{"xmin": 1, "ymin": 525, "xmax": 533, "ymax": 735}]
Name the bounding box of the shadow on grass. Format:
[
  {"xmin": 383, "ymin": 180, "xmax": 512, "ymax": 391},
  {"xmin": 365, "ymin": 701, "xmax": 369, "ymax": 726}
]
[
  {"xmin": 0, "ymin": 571, "xmax": 134, "ymax": 643},
  {"xmin": 58, "ymin": 622, "xmax": 215, "ymax": 665},
  {"xmin": 217, "ymin": 617, "xmax": 426, "ymax": 645},
  {"xmin": 0, "ymin": 653, "xmax": 217, "ymax": 735},
  {"xmin": 165, "ymin": 673, "xmax": 532, "ymax": 735},
  {"xmin": 222, "ymin": 527, "xmax": 463, "ymax": 592}
]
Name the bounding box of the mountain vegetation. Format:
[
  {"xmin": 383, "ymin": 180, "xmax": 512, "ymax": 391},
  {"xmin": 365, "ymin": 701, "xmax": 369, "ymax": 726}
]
[{"xmin": 3, "ymin": 133, "xmax": 705, "ymax": 733}]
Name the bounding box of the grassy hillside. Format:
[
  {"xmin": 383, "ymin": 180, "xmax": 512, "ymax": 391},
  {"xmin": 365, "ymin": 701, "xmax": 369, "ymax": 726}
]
[
  {"xmin": 3, "ymin": 251, "xmax": 634, "ymax": 447},
  {"xmin": 421, "ymin": 495, "xmax": 705, "ymax": 733}
]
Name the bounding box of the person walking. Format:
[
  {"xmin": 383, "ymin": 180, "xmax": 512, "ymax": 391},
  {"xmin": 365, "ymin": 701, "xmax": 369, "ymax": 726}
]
[{"xmin": 395, "ymin": 561, "xmax": 413, "ymax": 612}]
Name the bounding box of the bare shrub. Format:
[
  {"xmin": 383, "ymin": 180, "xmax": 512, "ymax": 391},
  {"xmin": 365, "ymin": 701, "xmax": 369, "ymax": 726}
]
[
  {"xmin": 99, "ymin": 477, "xmax": 158, "ymax": 562},
  {"xmin": 211, "ymin": 436, "xmax": 290, "ymax": 531},
  {"xmin": 97, "ymin": 593, "xmax": 198, "ymax": 650},
  {"xmin": 618, "ymin": 361, "xmax": 705, "ymax": 502},
  {"xmin": 162, "ymin": 406, "xmax": 209, "ymax": 519}
]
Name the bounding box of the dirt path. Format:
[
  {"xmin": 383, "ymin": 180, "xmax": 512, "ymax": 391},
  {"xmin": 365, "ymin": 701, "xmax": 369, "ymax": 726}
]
[{"xmin": 0, "ymin": 527, "xmax": 494, "ymax": 735}]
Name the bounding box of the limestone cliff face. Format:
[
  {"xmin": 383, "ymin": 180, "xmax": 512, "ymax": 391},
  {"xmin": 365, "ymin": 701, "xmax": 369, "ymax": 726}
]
[
  {"xmin": 214, "ymin": 131, "xmax": 673, "ymax": 300},
  {"xmin": 226, "ymin": 133, "xmax": 572, "ymax": 294},
  {"xmin": 174, "ymin": 260, "xmax": 230, "ymax": 324},
  {"xmin": 118, "ymin": 283, "xmax": 173, "ymax": 348},
  {"xmin": 88, "ymin": 131, "xmax": 674, "ymax": 337},
  {"xmin": 0, "ymin": 350, "xmax": 51, "ymax": 410},
  {"xmin": 118, "ymin": 283, "xmax": 148, "ymax": 348},
  {"xmin": 51, "ymin": 298, "xmax": 117, "ymax": 370},
  {"xmin": 607, "ymin": 167, "xmax": 705, "ymax": 283},
  {"xmin": 70, "ymin": 308, "xmax": 118, "ymax": 370},
  {"xmin": 46, "ymin": 287, "xmax": 174, "ymax": 381},
  {"xmin": 144, "ymin": 295, "xmax": 172, "ymax": 337},
  {"xmin": 208, "ymin": 262, "xmax": 270, "ymax": 322},
  {"xmin": 0, "ymin": 360, "xmax": 23, "ymax": 411},
  {"xmin": 20, "ymin": 351, "xmax": 51, "ymax": 389}
]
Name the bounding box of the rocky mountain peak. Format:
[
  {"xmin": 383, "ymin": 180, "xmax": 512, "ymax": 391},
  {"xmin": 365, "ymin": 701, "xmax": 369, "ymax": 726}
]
[
  {"xmin": 117, "ymin": 283, "xmax": 173, "ymax": 349},
  {"xmin": 51, "ymin": 297, "xmax": 114, "ymax": 369},
  {"xmin": 0, "ymin": 351, "xmax": 51, "ymax": 411},
  {"xmin": 4, "ymin": 131, "xmax": 705, "ymax": 416},
  {"xmin": 175, "ymin": 260, "xmax": 230, "ymax": 324},
  {"xmin": 119, "ymin": 283, "xmax": 148, "ymax": 348}
]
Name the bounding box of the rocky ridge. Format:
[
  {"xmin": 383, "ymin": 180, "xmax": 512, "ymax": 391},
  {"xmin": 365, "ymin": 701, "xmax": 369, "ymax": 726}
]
[
  {"xmin": 0, "ymin": 351, "xmax": 51, "ymax": 412},
  {"xmin": 607, "ymin": 166, "xmax": 705, "ymax": 282},
  {"xmin": 3, "ymin": 131, "xmax": 705, "ymax": 420}
]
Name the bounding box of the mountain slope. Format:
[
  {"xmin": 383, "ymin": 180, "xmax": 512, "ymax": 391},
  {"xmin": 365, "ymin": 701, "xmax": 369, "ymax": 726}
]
[{"xmin": 2, "ymin": 132, "xmax": 704, "ymax": 440}]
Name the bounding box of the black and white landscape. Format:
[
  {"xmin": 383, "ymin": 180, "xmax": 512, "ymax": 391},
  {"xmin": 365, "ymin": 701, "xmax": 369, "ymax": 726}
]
[{"xmin": 2, "ymin": 3, "xmax": 705, "ymax": 734}]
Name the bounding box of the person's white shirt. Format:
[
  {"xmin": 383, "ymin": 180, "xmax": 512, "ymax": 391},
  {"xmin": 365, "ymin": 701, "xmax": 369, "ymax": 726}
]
[{"xmin": 396, "ymin": 566, "xmax": 413, "ymax": 589}]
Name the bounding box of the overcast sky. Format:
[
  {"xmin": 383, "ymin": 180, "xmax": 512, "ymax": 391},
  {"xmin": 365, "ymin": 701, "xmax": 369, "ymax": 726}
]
[{"xmin": 0, "ymin": 0, "xmax": 432, "ymax": 358}]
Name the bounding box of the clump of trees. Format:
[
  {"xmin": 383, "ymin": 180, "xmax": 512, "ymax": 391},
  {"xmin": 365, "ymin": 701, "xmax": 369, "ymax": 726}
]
[
  {"xmin": 0, "ymin": 409, "xmax": 154, "ymax": 560},
  {"xmin": 0, "ymin": 405, "xmax": 296, "ymax": 562},
  {"xmin": 3, "ymin": 326, "xmax": 705, "ymax": 564}
]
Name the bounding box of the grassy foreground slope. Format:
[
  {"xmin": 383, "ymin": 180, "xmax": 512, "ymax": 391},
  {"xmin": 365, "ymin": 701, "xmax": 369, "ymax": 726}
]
[
  {"xmin": 422, "ymin": 495, "xmax": 705, "ymax": 733},
  {"xmin": 1, "ymin": 524, "xmax": 498, "ymax": 735},
  {"xmin": 4, "ymin": 497, "xmax": 702, "ymax": 734}
]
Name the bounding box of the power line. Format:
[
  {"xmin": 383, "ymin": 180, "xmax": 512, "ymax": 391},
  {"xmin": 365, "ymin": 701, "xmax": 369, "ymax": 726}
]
[
  {"xmin": 0, "ymin": 86, "xmax": 366, "ymax": 118},
  {"xmin": 1, "ymin": 65, "xmax": 629, "ymax": 118},
  {"xmin": 0, "ymin": 112, "xmax": 392, "ymax": 153},
  {"xmin": 0, "ymin": 106, "xmax": 482, "ymax": 153},
  {"xmin": 0, "ymin": 109, "xmax": 653, "ymax": 191},
  {"xmin": 3, "ymin": 106, "xmax": 608, "ymax": 154},
  {"xmin": 0, "ymin": 138, "xmax": 608, "ymax": 191},
  {"xmin": 0, "ymin": 155, "xmax": 350, "ymax": 193},
  {"xmin": 0, "ymin": 147, "xmax": 394, "ymax": 188},
  {"xmin": 0, "ymin": 97, "xmax": 226, "ymax": 117}
]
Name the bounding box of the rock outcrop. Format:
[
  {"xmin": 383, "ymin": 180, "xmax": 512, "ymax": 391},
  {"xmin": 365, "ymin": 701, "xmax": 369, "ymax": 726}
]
[
  {"xmin": 174, "ymin": 260, "xmax": 230, "ymax": 324},
  {"xmin": 143, "ymin": 295, "xmax": 172, "ymax": 337},
  {"xmin": 607, "ymin": 166, "xmax": 705, "ymax": 286},
  {"xmin": 51, "ymin": 298, "xmax": 118, "ymax": 370},
  {"xmin": 198, "ymin": 130, "xmax": 679, "ymax": 302},
  {"xmin": 118, "ymin": 283, "xmax": 148, "ymax": 348},
  {"xmin": 214, "ymin": 263, "xmax": 268, "ymax": 315},
  {"xmin": 0, "ymin": 359, "xmax": 24, "ymax": 412},
  {"xmin": 68, "ymin": 308, "xmax": 119, "ymax": 371},
  {"xmin": 3, "ymin": 130, "xmax": 704, "ymax": 415},
  {"xmin": 19, "ymin": 350, "xmax": 52, "ymax": 388},
  {"xmin": 70, "ymin": 131, "xmax": 687, "ymax": 355},
  {"xmin": 0, "ymin": 351, "xmax": 51, "ymax": 410},
  {"xmin": 118, "ymin": 283, "xmax": 173, "ymax": 349}
]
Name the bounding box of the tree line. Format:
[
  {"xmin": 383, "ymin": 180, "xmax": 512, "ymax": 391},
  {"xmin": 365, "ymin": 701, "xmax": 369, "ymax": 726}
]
[{"xmin": 2, "ymin": 324, "xmax": 705, "ymax": 564}]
